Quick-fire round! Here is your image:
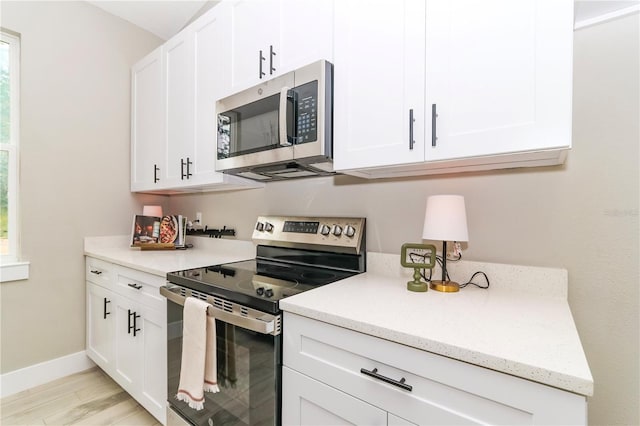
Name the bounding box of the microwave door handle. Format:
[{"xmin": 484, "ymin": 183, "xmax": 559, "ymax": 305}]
[
  {"xmin": 278, "ymin": 86, "xmax": 292, "ymax": 147},
  {"xmin": 286, "ymin": 89, "xmax": 298, "ymax": 145}
]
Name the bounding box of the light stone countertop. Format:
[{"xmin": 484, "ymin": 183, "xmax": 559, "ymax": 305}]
[
  {"xmin": 84, "ymin": 235, "xmax": 255, "ymax": 276},
  {"xmin": 279, "ymin": 252, "xmax": 594, "ymax": 397},
  {"xmin": 84, "ymin": 238, "xmax": 593, "ymax": 396}
]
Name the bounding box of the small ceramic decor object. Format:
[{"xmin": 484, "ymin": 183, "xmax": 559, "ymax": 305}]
[{"xmin": 400, "ymin": 243, "xmax": 436, "ymax": 292}]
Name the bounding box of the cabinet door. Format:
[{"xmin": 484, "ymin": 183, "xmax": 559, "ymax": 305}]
[
  {"xmin": 114, "ymin": 298, "xmax": 142, "ymax": 390},
  {"xmin": 165, "ymin": 29, "xmax": 195, "ymax": 185},
  {"xmin": 425, "ymin": 0, "xmax": 573, "ymax": 161},
  {"xmin": 191, "ymin": 5, "xmax": 230, "ymax": 183},
  {"xmin": 333, "ymin": 0, "xmax": 425, "ymax": 171},
  {"xmin": 86, "ymin": 282, "xmax": 115, "ymax": 370},
  {"xmin": 136, "ymin": 303, "xmax": 167, "ymax": 424},
  {"xmin": 114, "ymin": 297, "xmax": 166, "ymax": 424},
  {"xmin": 278, "ymin": 0, "xmax": 334, "ymax": 73},
  {"xmin": 283, "ymin": 367, "xmax": 387, "ymax": 426},
  {"xmin": 228, "ymin": 0, "xmax": 281, "ymax": 93},
  {"xmin": 131, "ymin": 47, "xmax": 165, "ymax": 191}
]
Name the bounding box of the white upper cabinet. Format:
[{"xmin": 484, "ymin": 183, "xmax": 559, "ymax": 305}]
[
  {"xmin": 130, "ymin": 4, "xmax": 262, "ymax": 194},
  {"xmin": 132, "ymin": 0, "xmax": 573, "ymax": 185},
  {"xmin": 278, "ymin": 0, "xmax": 334, "ymax": 74},
  {"xmin": 228, "ymin": 0, "xmax": 281, "ymax": 93},
  {"xmin": 333, "ymin": 0, "xmax": 426, "ymax": 171},
  {"xmin": 131, "ymin": 47, "xmax": 165, "ymax": 192},
  {"xmin": 192, "ymin": 5, "xmax": 232, "ymax": 184},
  {"xmin": 425, "ymin": 0, "xmax": 573, "ymax": 162},
  {"xmin": 226, "ymin": 0, "xmax": 333, "ymax": 95},
  {"xmin": 164, "ymin": 29, "xmax": 195, "ymax": 186},
  {"xmin": 334, "ymin": 0, "xmax": 574, "ymax": 178}
]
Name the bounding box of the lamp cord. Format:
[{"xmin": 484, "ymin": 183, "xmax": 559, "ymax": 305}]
[{"xmin": 408, "ymin": 250, "xmax": 490, "ymax": 290}]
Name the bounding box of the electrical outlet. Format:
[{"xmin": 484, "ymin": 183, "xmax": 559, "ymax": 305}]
[{"xmin": 196, "ymin": 212, "xmax": 203, "ymax": 224}]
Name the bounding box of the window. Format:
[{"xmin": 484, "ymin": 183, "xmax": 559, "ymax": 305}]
[{"xmin": 1, "ymin": 29, "xmax": 28, "ymax": 282}]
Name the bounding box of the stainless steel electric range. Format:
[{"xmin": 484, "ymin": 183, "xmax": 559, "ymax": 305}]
[{"xmin": 161, "ymin": 216, "xmax": 366, "ymax": 426}]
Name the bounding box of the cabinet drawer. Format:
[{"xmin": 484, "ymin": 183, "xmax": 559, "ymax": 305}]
[
  {"xmin": 283, "ymin": 366, "xmax": 387, "ymax": 425},
  {"xmin": 114, "ymin": 266, "xmax": 165, "ymax": 310},
  {"xmin": 86, "ymin": 257, "xmax": 113, "ymax": 286},
  {"xmin": 283, "ymin": 312, "xmax": 586, "ymax": 425}
]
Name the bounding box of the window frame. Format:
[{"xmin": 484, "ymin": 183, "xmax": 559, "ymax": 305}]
[{"xmin": 1, "ymin": 29, "xmax": 28, "ymax": 282}]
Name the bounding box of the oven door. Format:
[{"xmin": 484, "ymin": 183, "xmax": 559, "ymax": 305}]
[{"xmin": 162, "ymin": 285, "xmax": 282, "ymax": 426}]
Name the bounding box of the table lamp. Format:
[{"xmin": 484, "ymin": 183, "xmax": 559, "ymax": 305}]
[
  {"xmin": 422, "ymin": 195, "xmax": 468, "ymax": 292},
  {"xmin": 142, "ymin": 205, "xmax": 163, "ymax": 217}
]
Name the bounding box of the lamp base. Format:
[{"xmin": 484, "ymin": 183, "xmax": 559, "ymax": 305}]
[{"xmin": 430, "ymin": 280, "xmax": 460, "ymax": 293}]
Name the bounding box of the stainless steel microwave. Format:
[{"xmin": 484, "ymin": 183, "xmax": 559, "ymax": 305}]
[{"xmin": 216, "ymin": 60, "xmax": 333, "ymax": 181}]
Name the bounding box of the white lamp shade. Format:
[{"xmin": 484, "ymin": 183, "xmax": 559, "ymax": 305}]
[
  {"xmin": 422, "ymin": 195, "xmax": 469, "ymax": 242},
  {"xmin": 142, "ymin": 205, "xmax": 163, "ymax": 217}
]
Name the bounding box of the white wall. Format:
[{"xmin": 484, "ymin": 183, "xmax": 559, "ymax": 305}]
[
  {"xmin": 168, "ymin": 14, "xmax": 640, "ymax": 425},
  {"xmin": 0, "ymin": 1, "xmax": 167, "ymax": 373}
]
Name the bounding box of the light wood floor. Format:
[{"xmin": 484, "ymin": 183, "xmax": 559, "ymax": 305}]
[{"xmin": 0, "ymin": 367, "xmax": 161, "ymax": 426}]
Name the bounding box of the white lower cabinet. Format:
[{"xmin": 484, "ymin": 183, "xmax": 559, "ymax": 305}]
[
  {"xmin": 282, "ymin": 312, "xmax": 587, "ymax": 426},
  {"xmin": 86, "ymin": 281, "xmax": 115, "ymax": 369},
  {"xmin": 283, "ymin": 367, "xmax": 388, "ymax": 425},
  {"xmin": 85, "ymin": 257, "xmax": 167, "ymax": 425}
]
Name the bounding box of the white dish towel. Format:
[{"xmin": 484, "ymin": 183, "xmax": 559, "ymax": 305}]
[{"xmin": 176, "ymin": 297, "xmax": 220, "ymax": 410}]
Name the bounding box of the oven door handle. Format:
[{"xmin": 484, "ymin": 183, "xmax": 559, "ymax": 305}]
[{"xmin": 160, "ymin": 286, "xmax": 279, "ymax": 335}]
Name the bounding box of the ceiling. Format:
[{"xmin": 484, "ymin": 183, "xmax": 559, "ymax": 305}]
[
  {"xmin": 87, "ymin": 1, "xmax": 218, "ymax": 40},
  {"xmin": 88, "ymin": 0, "xmax": 639, "ymax": 41}
]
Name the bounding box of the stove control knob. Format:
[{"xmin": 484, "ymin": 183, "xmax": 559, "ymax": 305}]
[
  {"xmin": 256, "ymin": 287, "xmax": 265, "ymax": 296},
  {"xmin": 264, "ymin": 222, "xmax": 274, "ymax": 232},
  {"xmin": 255, "ymin": 222, "xmax": 264, "ymax": 232},
  {"xmin": 320, "ymin": 224, "xmax": 331, "ymax": 235},
  {"xmin": 332, "ymin": 225, "xmax": 343, "ymax": 236},
  {"xmin": 345, "ymin": 225, "xmax": 356, "ymax": 238},
  {"xmin": 264, "ymin": 288, "xmax": 274, "ymax": 298}
]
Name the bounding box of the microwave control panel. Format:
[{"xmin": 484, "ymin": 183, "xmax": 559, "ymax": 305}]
[{"xmin": 295, "ymin": 80, "xmax": 318, "ymax": 144}]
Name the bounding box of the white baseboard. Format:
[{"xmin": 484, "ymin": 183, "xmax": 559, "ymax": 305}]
[{"xmin": 0, "ymin": 351, "xmax": 96, "ymax": 398}]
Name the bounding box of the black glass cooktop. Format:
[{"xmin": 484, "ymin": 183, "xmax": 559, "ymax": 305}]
[{"xmin": 167, "ymin": 259, "xmax": 359, "ymax": 314}]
